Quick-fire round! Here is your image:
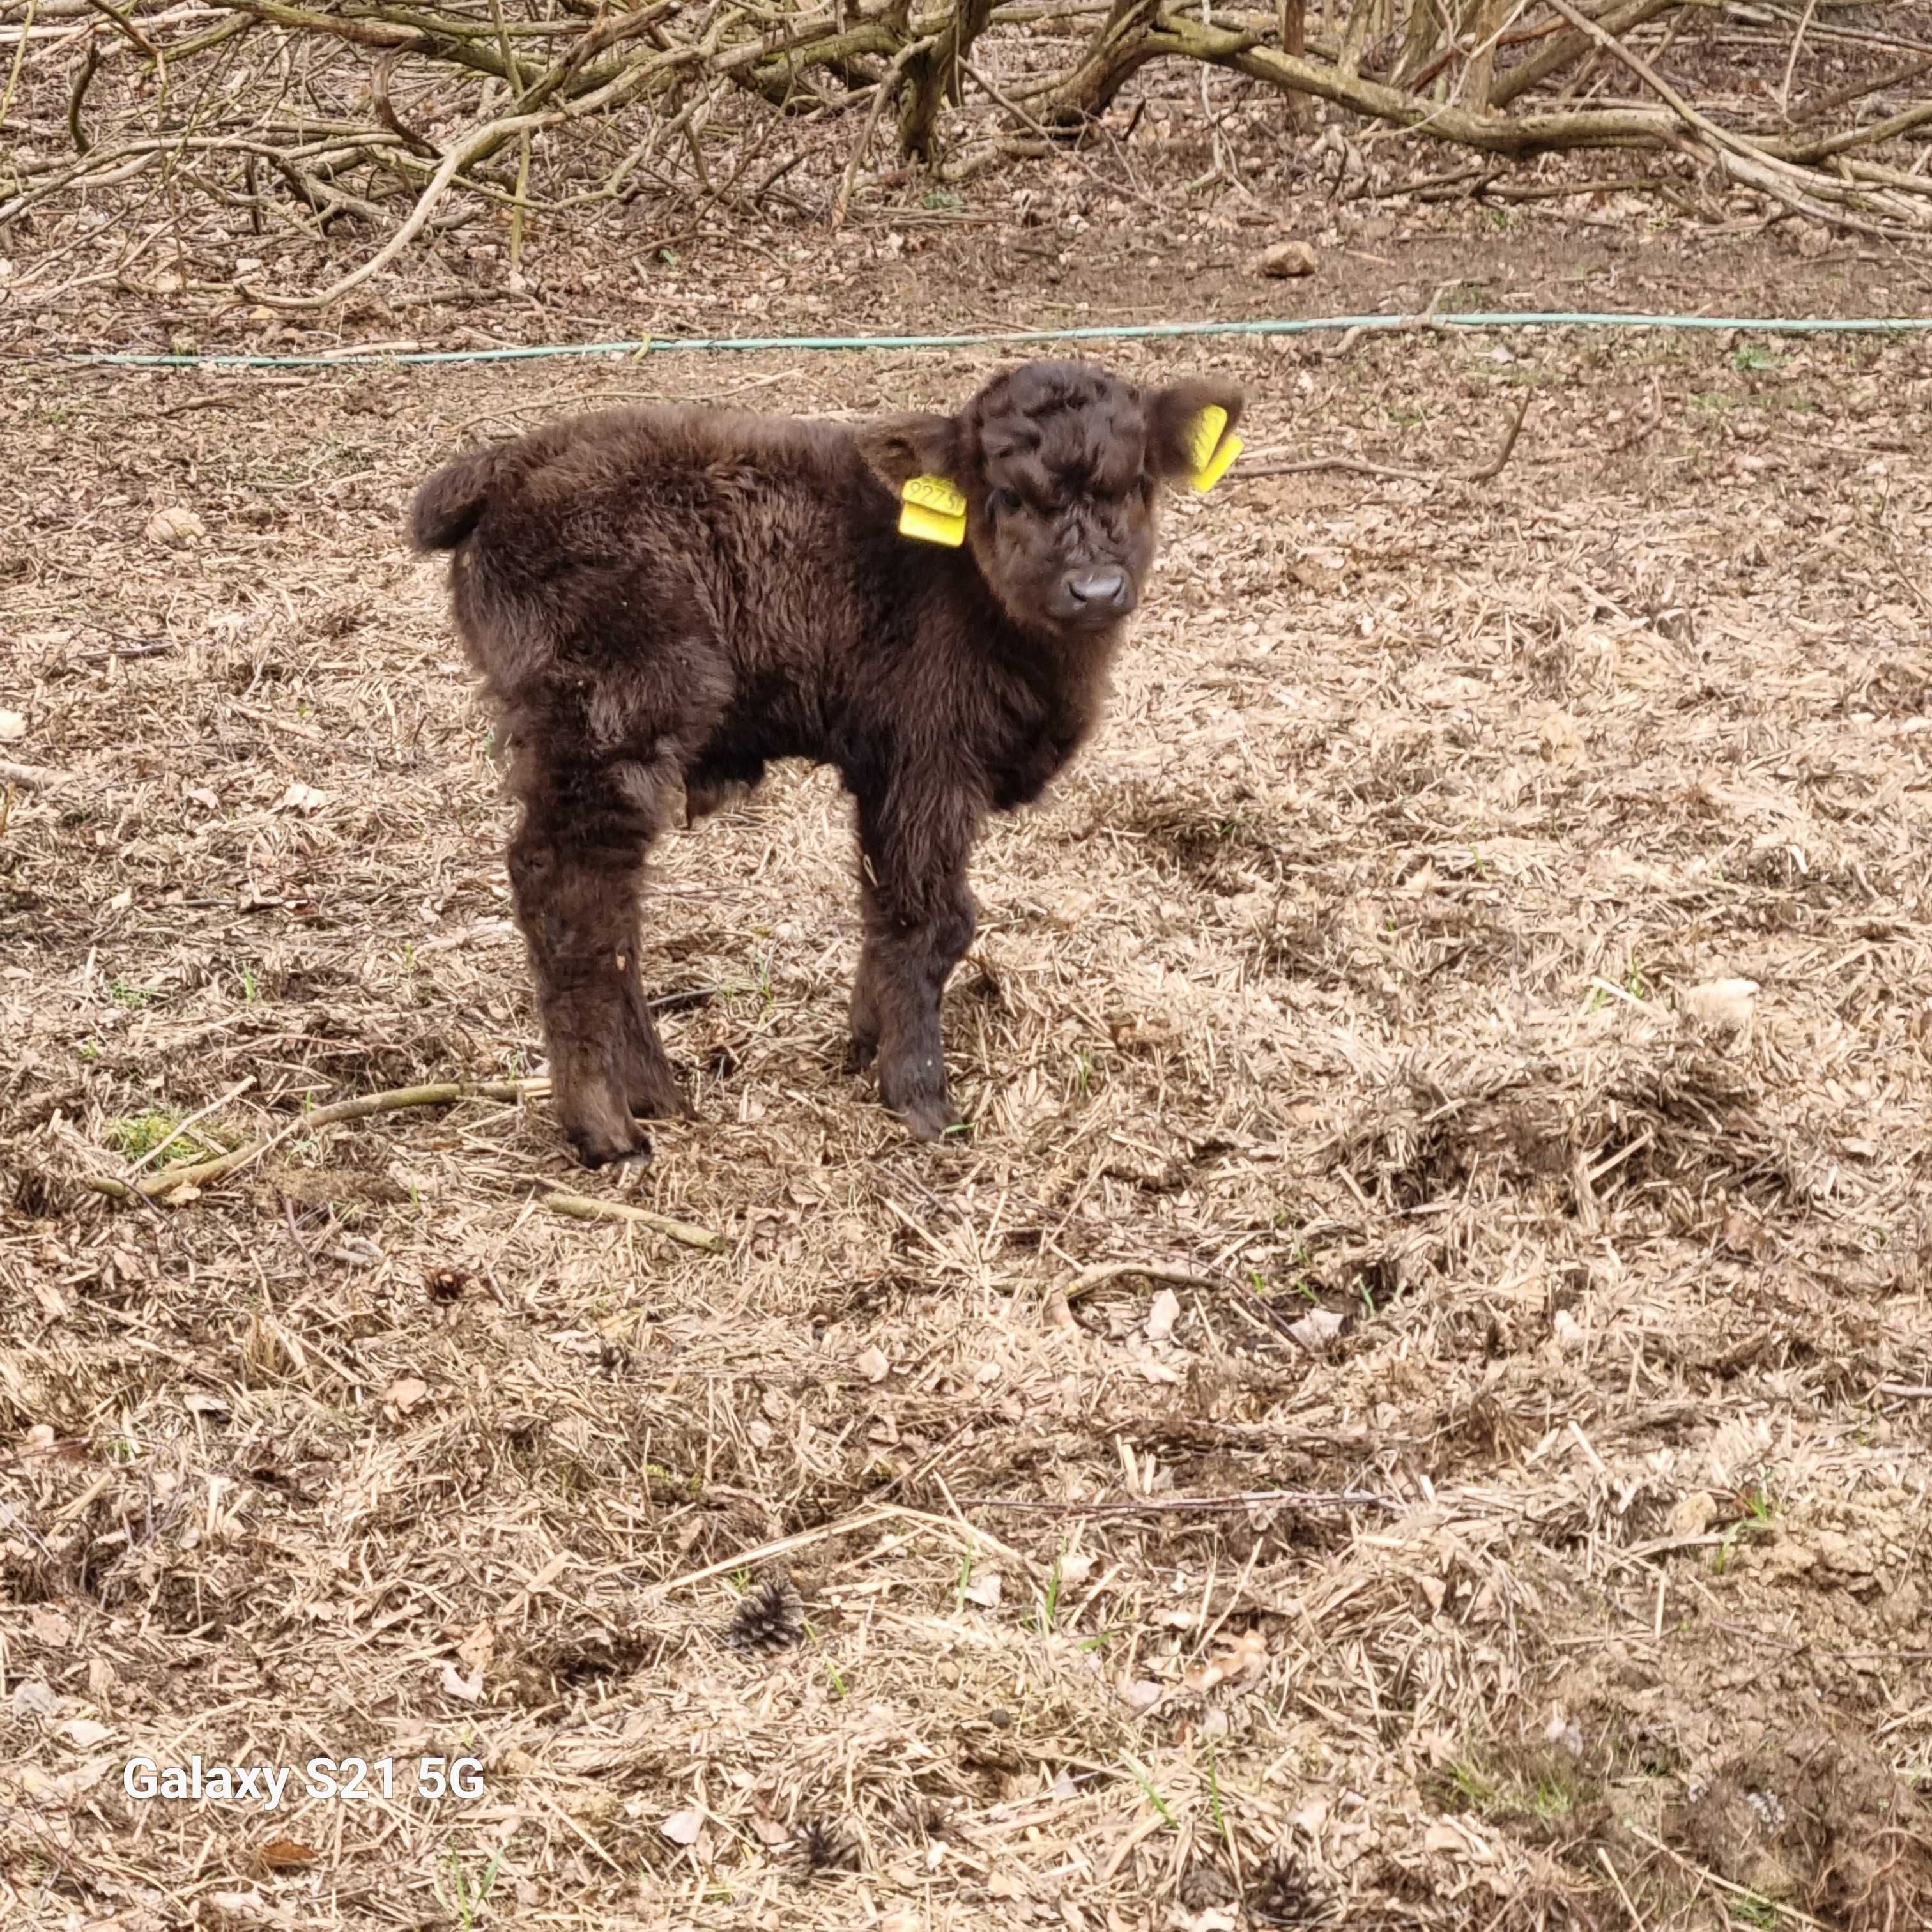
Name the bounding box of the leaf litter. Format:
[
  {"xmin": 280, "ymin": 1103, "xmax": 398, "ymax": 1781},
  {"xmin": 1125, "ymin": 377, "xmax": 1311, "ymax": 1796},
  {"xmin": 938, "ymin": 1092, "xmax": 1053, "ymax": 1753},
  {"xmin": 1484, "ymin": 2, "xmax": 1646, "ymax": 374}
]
[{"xmin": 2, "ymin": 238, "xmax": 1931, "ymax": 1930}]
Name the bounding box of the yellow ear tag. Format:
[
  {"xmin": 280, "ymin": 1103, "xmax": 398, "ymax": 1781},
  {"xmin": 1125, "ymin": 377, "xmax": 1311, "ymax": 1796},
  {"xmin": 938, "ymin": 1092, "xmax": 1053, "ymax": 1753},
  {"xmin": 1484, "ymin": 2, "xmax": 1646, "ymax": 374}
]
[
  {"xmin": 899, "ymin": 473, "xmax": 967, "ymax": 547},
  {"xmin": 1183, "ymin": 405, "xmax": 1242, "ymax": 493}
]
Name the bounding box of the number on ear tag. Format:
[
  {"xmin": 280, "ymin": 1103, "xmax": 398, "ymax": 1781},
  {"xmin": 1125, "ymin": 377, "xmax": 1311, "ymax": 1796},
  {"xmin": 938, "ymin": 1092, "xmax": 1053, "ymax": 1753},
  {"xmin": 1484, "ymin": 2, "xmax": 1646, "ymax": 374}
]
[{"xmin": 900, "ymin": 474, "xmax": 967, "ymax": 546}]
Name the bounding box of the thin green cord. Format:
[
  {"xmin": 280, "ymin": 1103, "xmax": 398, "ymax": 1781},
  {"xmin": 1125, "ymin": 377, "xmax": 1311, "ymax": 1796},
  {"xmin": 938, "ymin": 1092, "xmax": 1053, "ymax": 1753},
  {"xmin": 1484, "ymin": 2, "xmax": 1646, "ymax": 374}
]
[{"xmin": 41, "ymin": 309, "xmax": 1932, "ymax": 372}]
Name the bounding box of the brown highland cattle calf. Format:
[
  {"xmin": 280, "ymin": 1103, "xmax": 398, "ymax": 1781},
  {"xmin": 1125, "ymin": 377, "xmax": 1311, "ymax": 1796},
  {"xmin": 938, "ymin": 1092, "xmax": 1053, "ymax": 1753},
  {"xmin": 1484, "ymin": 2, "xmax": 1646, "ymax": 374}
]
[{"xmin": 410, "ymin": 358, "xmax": 1244, "ymax": 1166}]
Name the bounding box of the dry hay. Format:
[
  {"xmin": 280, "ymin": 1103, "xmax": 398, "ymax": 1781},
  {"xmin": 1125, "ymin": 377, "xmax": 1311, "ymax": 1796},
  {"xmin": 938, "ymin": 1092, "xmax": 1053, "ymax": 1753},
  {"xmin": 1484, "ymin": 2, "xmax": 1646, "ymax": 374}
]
[{"xmin": 3, "ymin": 306, "xmax": 1931, "ymax": 1932}]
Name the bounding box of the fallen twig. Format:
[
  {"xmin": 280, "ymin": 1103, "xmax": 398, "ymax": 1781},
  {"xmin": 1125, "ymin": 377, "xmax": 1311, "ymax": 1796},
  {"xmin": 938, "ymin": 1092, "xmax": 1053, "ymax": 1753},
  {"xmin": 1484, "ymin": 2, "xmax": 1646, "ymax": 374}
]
[
  {"xmin": 123, "ymin": 1075, "xmax": 254, "ymax": 1174},
  {"xmin": 239, "ymin": 105, "xmax": 563, "ymax": 309},
  {"xmin": 79, "ymin": 0, "xmax": 153, "ymax": 56},
  {"xmin": 1238, "ymin": 389, "xmax": 1533, "ymax": 487},
  {"xmin": 65, "ymin": 30, "xmax": 98, "ymax": 153},
  {"xmin": 1540, "ymin": 0, "xmax": 1924, "ymax": 237},
  {"xmin": 962, "ymin": 1487, "xmax": 1404, "ymax": 1515},
  {"xmin": 9, "ymin": 0, "xmax": 1927, "ymax": 288},
  {"xmin": 371, "ymin": 48, "xmax": 439, "ymax": 158},
  {"xmin": 1794, "ymin": 49, "xmax": 1932, "ymax": 127},
  {"xmin": 1061, "ymin": 1259, "xmax": 1223, "ymax": 1300},
  {"xmin": 80, "ymin": 1077, "xmax": 551, "ymax": 1200},
  {"xmin": 649, "ymin": 1499, "xmax": 1029, "ymax": 1595},
  {"xmin": 1620, "ymin": 1824, "xmax": 1836, "ymax": 1930},
  {"xmin": 538, "ymin": 1186, "xmax": 728, "ymax": 1254},
  {"xmin": 1595, "ymin": 1846, "xmax": 1650, "ymax": 1931},
  {"xmin": 962, "ymin": 53, "xmax": 1161, "ymax": 208},
  {"xmin": 1464, "ymin": 388, "xmax": 1534, "ymax": 480},
  {"xmin": 0, "ymin": 756, "xmax": 75, "ymax": 789},
  {"xmin": 831, "ymin": 35, "xmax": 927, "ymax": 227}
]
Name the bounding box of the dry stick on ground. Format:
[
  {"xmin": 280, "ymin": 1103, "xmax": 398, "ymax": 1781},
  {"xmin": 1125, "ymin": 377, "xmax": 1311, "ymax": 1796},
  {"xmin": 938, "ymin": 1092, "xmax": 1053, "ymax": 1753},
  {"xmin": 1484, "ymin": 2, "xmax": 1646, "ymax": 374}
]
[
  {"xmin": 1485, "ymin": 0, "xmax": 1676, "ymax": 109},
  {"xmin": 1110, "ymin": 7, "xmax": 1678, "ymax": 151},
  {"xmin": 81, "ymin": 1094, "xmax": 724, "ymax": 1246},
  {"xmin": 0, "ymin": 0, "xmax": 36, "ymax": 127},
  {"xmin": 1595, "ymin": 1846, "xmax": 1652, "ymax": 1929},
  {"xmin": 1794, "ymin": 49, "xmax": 1932, "ymax": 126},
  {"xmin": 236, "ymin": 105, "xmax": 563, "ymax": 309},
  {"xmin": 537, "ymin": 1188, "xmax": 729, "ymax": 1254},
  {"xmin": 79, "ymin": 0, "xmax": 154, "ymax": 57},
  {"xmin": 1384, "ymin": 169, "xmax": 1695, "ymax": 209},
  {"xmin": 1779, "ymin": 0, "xmax": 1820, "ymax": 118},
  {"xmin": 1061, "ymin": 1259, "xmax": 1223, "ymax": 1300},
  {"xmin": 648, "ymin": 1501, "xmax": 1031, "ymax": 1596},
  {"xmin": 371, "ymin": 48, "xmax": 439, "ymax": 158},
  {"xmin": 122, "ymin": 1075, "xmax": 254, "ymax": 1174},
  {"xmin": 831, "ymin": 36, "xmax": 930, "ymax": 227},
  {"xmin": 65, "ymin": 31, "xmax": 100, "ymax": 152},
  {"xmin": 1121, "ymin": 3, "xmax": 1926, "ymax": 190},
  {"xmin": 1620, "ymin": 1825, "xmax": 1837, "ymax": 1931},
  {"xmin": 81, "ymin": 1078, "xmax": 553, "ymax": 1200},
  {"xmin": 82, "ymin": 1077, "xmax": 726, "ymax": 1250},
  {"xmin": 962, "ymin": 1487, "xmax": 1404, "ymax": 1515},
  {"xmin": 0, "ymin": 758, "xmax": 75, "ymax": 789},
  {"xmin": 1238, "ymin": 388, "xmax": 1532, "ymax": 486}
]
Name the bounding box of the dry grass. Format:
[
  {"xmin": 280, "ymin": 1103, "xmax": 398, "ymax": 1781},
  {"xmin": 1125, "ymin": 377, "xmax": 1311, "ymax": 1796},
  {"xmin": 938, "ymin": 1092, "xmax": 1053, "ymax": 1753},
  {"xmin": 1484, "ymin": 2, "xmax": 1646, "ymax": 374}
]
[{"xmin": 3, "ymin": 300, "xmax": 1932, "ymax": 1932}]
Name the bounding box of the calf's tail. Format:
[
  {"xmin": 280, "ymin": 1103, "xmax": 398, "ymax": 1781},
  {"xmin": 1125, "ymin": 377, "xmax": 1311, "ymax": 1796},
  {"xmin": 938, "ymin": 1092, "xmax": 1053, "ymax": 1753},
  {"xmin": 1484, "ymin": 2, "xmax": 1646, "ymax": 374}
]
[{"xmin": 408, "ymin": 446, "xmax": 502, "ymax": 551}]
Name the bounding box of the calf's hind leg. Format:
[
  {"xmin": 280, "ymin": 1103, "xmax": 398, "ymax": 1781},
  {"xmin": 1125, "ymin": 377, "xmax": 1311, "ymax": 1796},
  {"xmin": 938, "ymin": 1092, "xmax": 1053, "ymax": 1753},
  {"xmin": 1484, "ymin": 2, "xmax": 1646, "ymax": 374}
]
[{"xmin": 507, "ymin": 751, "xmax": 684, "ymax": 1167}]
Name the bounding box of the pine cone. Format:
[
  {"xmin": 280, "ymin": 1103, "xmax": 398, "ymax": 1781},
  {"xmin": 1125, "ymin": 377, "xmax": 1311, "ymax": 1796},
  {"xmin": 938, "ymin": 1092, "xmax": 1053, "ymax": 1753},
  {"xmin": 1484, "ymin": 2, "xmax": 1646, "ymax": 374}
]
[
  {"xmin": 725, "ymin": 1575, "xmax": 804, "ymax": 1653},
  {"xmin": 424, "ymin": 1264, "xmax": 471, "ymax": 1303},
  {"xmin": 795, "ymin": 1816, "xmax": 859, "ymax": 1873},
  {"xmin": 1249, "ymin": 1852, "xmax": 1322, "ymax": 1926},
  {"xmin": 1178, "ymin": 1859, "xmax": 1235, "ymax": 1910}
]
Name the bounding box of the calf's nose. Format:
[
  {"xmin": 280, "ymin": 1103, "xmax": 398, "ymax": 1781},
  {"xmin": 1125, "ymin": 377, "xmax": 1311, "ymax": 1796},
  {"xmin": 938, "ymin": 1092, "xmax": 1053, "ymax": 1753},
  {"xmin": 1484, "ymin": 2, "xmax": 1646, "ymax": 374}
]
[{"xmin": 1066, "ymin": 567, "xmax": 1131, "ymax": 612}]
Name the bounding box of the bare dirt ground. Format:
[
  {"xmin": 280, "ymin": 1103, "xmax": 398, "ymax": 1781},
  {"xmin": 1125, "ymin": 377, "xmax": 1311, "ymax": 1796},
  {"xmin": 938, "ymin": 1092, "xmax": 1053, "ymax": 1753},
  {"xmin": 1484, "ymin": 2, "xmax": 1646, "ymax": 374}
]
[{"xmin": 3, "ymin": 189, "xmax": 1932, "ymax": 1932}]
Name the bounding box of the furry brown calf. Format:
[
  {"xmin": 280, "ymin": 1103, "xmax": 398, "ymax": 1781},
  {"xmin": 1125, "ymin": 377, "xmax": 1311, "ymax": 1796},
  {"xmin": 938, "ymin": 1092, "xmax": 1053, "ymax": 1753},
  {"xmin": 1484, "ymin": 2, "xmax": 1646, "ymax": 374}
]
[{"xmin": 410, "ymin": 359, "xmax": 1244, "ymax": 1167}]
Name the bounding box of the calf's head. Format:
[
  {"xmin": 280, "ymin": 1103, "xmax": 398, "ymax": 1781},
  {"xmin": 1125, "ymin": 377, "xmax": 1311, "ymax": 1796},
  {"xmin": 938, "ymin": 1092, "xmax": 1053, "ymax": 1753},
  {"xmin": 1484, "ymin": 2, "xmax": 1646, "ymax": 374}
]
[{"xmin": 857, "ymin": 360, "xmax": 1245, "ymax": 638}]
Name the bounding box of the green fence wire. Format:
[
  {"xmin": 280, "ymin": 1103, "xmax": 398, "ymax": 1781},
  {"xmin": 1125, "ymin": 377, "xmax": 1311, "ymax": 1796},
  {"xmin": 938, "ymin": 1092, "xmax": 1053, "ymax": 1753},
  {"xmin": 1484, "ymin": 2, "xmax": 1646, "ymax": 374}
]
[{"xmin": 54, "ymin": 309, "xmax": 1932, "ymax": 373}]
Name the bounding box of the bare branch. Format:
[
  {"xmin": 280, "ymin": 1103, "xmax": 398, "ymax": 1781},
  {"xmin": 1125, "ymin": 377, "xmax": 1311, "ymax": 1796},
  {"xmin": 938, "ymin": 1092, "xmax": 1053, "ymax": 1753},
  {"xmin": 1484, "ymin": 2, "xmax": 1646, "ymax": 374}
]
[
  {"xmin": 6, "ymin": 0, "xmax": 1926, "ymax": 300},
  {"xmin": 371, "ymin": 47, "xmax": 437, "ymax": 156},
  {"xmin": 79, "ymin": 0, "xmax": 152, "ymax": 56},
  {"xmin": 238, "ymin": 104, "xmax": 560, "ymax": 307}
]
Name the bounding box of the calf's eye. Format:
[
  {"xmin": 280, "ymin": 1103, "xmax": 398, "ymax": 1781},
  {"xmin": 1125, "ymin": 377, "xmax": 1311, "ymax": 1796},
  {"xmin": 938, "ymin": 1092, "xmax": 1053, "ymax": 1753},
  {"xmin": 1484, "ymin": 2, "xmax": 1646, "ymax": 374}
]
[{"xmin": 988, "ymin": 487, "xmax": 1022, "ymax": 518}]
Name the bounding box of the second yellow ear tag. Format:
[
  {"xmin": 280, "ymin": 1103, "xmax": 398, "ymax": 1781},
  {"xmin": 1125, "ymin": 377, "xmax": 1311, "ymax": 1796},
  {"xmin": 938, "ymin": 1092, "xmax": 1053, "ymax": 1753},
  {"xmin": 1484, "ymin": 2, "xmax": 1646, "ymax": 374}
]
[
  {"xmin": 1183, "ymin": 405, "xmax": 1242, "ymax": 493},
  {"xmin": 900, "ymin": 473, "xmax": 967, "ymax": 546}
]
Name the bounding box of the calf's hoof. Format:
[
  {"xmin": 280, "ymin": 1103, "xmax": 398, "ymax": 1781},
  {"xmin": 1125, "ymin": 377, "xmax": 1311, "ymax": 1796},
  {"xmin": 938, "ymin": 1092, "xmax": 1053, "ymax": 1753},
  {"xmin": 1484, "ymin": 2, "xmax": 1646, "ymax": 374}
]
[
  {"xmin": 569, "ymin": 1128, "xmax": 654, "ymax": 1170},
  {"xmin": 891, "ymin": 1092, "xmax": 960, "ymax": 1144},
  {"xmin": 877, "ymin": 1052, "xmax": 958, "ymax": 1142},
  {"xmin": 618, "ymin": 1036, "xmax": 695, "ymax": 1120},
  {"xmin": 558, "ymin": 1085, "xmax": 654, "ymax": 1169}
]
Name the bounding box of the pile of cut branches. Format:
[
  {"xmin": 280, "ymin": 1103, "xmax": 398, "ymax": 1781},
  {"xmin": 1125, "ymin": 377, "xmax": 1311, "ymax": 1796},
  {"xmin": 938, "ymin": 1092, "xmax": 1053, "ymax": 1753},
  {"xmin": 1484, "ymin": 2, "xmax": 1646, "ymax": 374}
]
[{"xmin": 2, "ymin": 0, "xmax": 1928, "ymax": 305}]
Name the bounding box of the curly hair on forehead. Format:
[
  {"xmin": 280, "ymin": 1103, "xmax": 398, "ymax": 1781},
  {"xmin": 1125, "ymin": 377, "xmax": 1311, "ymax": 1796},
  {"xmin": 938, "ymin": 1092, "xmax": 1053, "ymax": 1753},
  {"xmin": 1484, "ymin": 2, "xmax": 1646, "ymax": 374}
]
[
  {"xmin": 971, "ymin": 360, "xmax": 1140, "ymax": 444},
  {"xmin": 410, "ymin": 358, "xmax": 1243, "ymax": 1169}
]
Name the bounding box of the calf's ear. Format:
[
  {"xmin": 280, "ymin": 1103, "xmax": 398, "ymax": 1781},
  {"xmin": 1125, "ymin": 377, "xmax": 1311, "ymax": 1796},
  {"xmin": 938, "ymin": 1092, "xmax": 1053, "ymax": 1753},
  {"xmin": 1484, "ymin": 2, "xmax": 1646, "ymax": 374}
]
[
  {"xmin": 1146, "ymin": 379, "xmax": 1247, "ymax": 486},
  {"xmin": 853, "ymin": 412, "xmax": 963, "ymax": 494}
]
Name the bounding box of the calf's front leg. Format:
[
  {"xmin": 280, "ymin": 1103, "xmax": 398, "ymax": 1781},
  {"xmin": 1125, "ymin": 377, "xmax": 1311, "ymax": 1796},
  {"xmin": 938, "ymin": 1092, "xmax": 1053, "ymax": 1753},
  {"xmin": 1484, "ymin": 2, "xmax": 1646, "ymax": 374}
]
[{"xmin": 852, "ymin": 790, "xmax": 978, "ymax": 1142}]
